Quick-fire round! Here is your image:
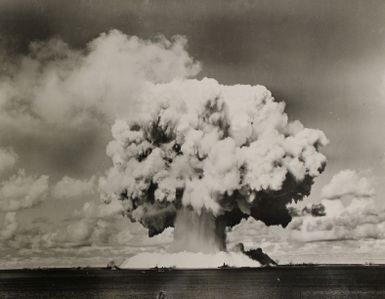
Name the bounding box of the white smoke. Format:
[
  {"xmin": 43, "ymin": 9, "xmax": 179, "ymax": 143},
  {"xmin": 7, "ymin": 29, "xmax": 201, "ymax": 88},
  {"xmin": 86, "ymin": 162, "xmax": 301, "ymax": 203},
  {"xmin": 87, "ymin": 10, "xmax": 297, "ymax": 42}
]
[
  {"xmin": 0, "ymin": 146, "xmax": 49, "ymax": 250},
  {"xmin": 41, "ymin": 199, "xmax": 125, "ymax": 248},
  {"xmin": 101, "ymin": 78, "xmax": 328, "ymax": 207},
  {"xmin": 0, "ymin": 170, "xmax": 49, "ymax": 212},
  {"xmin": 0, "ymin": 30, "xmax": 200, "ymax": 129},
  {"xmin": 52, "ymin": 176, "xmax": 96, "ymax": 200},
  {"xmin": 321, "ymin": 169, "xmax": 374, "ymax": 200}
]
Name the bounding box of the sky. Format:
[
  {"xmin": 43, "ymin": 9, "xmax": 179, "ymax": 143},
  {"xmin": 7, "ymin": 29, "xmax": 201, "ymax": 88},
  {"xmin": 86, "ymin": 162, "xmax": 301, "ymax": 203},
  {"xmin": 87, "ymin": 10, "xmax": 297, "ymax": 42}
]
[{"xmin": 1, "ymin": 0, "xmax": 385, "ymax": 268}]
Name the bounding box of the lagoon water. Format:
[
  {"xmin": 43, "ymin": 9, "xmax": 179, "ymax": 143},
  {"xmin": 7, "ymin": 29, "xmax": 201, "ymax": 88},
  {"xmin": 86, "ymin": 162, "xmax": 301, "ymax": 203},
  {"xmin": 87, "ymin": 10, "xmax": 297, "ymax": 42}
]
[{"xmin": 1, "ymin": 266, "xmax": 385, "ymax": 298}]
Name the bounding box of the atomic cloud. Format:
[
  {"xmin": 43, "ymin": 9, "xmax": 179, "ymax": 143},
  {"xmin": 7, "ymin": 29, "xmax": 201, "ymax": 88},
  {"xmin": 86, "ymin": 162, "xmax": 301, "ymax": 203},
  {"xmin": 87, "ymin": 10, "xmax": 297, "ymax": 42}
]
[{"xmin": 99, "ymin": 77, "xmax": 328, "ymax": 254}]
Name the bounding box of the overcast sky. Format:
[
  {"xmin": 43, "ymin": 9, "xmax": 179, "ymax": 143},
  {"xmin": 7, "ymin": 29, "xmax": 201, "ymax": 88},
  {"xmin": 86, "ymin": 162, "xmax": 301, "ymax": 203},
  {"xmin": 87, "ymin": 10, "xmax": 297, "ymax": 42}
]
[{"xmin": 1, "ymin": 0, "xmax": 385, "ymax": 267}]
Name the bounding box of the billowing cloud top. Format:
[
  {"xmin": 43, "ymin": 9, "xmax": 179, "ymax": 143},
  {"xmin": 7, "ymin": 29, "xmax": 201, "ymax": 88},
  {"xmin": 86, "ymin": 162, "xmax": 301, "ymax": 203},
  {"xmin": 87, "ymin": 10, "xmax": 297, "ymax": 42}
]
[
  {"xmin": 0, "ymin": 30, "xmax": 200, "ymax": 128},
  {"xmin": 100, "ymin": 77, "xmax": 328, "ymax": 238}
]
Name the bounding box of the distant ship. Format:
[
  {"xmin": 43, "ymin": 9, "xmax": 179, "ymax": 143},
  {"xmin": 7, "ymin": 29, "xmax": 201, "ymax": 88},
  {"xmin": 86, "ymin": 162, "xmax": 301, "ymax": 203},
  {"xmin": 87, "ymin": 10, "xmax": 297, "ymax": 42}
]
[
  {"xmin": 151, "ymin": 266, "xmax": 175, "ymax": 272},
  {"xmin": 106, "ymin": 261, "xmax": 121, "ymax": 270},
  {"xmin": 218, "ymin": 263, "xmax": 234, "ymax": 269}
]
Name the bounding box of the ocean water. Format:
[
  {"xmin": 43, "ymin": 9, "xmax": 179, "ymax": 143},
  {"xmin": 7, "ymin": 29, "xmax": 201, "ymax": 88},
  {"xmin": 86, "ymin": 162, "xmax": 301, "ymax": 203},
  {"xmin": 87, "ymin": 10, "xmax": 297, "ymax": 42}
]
[{"xmin": 1, "ymin": 266, "xmax": 385, "ymax": 298}]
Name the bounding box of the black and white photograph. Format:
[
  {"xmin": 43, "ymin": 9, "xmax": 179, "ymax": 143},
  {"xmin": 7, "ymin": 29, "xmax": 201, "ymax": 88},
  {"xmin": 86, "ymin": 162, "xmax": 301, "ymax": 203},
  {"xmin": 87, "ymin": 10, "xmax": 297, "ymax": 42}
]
[{"xmin": 1, "ymin": 1, "xmax": 385, "ymax": 298}]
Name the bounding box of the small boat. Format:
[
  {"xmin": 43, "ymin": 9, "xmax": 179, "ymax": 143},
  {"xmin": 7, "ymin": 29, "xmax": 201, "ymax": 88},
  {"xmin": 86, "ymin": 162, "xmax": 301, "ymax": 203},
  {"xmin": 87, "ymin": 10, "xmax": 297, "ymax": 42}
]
[
  {"xmin": 218, "ymin": 263, "xmax": 231, "ymax": 269},
  {"xmin": 106, "ymin": 261, "xmax": 120, "ymax": 270}
]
